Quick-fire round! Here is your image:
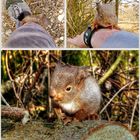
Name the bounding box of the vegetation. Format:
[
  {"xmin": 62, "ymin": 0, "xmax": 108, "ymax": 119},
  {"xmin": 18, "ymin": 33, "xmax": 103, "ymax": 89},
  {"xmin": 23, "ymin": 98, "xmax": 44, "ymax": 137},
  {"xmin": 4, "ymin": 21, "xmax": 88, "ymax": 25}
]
[
  {"xmin": 1, "ymin": 50, "xmax": 139, "ymax": 133},
  {"xmin": 1, "ymin": 50, "xmax": 49, "ymax": 117},
  {"xmin": 67, "ymin": 0, "xmax": 95, "ymax": 37}
]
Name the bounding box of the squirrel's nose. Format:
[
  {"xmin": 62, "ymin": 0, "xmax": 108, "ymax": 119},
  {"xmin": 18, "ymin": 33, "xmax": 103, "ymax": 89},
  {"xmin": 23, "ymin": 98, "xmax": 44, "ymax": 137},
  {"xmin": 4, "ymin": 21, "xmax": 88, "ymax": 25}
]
[{"xmin": 50, "ymin": 89, "xmax": 57, "ymax": 98}]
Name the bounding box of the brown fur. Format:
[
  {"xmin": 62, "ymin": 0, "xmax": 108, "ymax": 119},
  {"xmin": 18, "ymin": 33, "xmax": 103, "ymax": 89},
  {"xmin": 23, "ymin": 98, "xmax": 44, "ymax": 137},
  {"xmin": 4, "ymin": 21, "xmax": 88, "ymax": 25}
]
[
  {"xmin": 93, "ymin": 3, "xmax": 120, "ymax": 30},
  {"xmin": 50, "ymin": 63, "xmax": 101, "ymax": 124}
]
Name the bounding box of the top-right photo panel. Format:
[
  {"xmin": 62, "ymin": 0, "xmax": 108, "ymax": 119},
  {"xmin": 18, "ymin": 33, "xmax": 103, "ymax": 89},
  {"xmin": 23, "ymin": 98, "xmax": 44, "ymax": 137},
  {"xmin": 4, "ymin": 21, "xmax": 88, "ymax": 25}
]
[{"xmin": 67, "ymin": 0, "xmax": 139, "ymax": 48}]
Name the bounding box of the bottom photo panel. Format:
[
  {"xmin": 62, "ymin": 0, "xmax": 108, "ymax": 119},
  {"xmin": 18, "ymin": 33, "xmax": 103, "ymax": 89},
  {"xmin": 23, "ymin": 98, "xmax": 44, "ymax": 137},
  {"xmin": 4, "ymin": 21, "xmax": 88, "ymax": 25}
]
[{"xmin": 1, "ymin": 50, "xmax": 139, "ymax": 140}]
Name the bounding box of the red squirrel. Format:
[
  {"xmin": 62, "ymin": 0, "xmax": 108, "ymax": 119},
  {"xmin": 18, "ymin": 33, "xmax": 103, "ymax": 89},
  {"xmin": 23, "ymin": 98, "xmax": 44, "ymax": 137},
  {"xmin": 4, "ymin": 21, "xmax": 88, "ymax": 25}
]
[
  {"xmin": 93, "ymin": 3, "xmax": 120, "ymax": 30},
  {"xmin": 50, "ymin": 63, "xmax": 101, "ymax": 123}
]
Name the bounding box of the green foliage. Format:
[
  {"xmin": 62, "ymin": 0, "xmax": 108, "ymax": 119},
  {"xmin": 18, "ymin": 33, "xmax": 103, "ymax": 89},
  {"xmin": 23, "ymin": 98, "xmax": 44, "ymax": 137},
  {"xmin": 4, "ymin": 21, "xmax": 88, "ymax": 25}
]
[
  {"xmin": 1, "ymin": 50, "xmax": 30, "ymax": 82},
  {"xmin": 62, "ymin": 50, "xmax": 90, "ymax": 66},
  {"xmin": 1, "ymin": 51, "xmax": 7, "ymax": 81}
]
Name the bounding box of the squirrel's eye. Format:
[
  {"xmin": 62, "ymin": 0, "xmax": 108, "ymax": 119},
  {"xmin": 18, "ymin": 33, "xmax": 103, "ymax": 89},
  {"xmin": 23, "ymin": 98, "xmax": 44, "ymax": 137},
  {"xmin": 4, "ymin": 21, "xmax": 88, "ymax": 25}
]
[{"xmin": 65, "ymin": 86, "xmax": 72, "ymax": 92}]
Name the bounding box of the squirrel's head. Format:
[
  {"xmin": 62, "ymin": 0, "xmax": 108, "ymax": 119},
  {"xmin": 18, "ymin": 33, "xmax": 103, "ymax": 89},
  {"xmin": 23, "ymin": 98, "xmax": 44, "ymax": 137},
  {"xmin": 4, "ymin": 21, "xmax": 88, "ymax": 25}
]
[
  {"xmin": 50, "ymin": 62, "xmax": 91, "ymax": 114},
  {"xmin": 95, "ymin": 3, "xmax": 118, "ymax": 27}
]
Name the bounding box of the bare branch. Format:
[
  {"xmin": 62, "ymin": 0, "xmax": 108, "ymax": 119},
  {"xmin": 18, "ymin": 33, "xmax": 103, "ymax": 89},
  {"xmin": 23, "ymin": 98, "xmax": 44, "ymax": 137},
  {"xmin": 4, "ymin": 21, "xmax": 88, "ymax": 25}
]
[
  {"xmin": 6, "ymin": 51, "xmax": 24, "ymax": 108},
  {"xmin": 100, "ymin": 80, "xmax": 137, "ymax": 114},
  {"xmin": 129, "ymin": 95, "xmax": 139, "ymax": 130},
  {"xmin": 1, "ymin": 94, "xmax": 10, "ymax": 107}
]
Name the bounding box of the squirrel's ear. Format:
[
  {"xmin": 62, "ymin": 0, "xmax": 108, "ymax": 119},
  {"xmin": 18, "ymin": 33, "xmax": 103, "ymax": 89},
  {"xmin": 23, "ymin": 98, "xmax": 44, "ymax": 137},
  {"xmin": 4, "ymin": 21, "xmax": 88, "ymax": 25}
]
[
  {"xmin": 96, "ymin": 2, "xmax": 100, "ymax": 13},
  {"xmin": 109, "ymin": 2, "xmax": 115, "ymax": 7},
  {"xmin": 76, "ymin": 69, "xmax": 90, "ymax": 84},
  {"xmin": 55, "ymin": 61, "xmax": 65, "ymax": 69}
]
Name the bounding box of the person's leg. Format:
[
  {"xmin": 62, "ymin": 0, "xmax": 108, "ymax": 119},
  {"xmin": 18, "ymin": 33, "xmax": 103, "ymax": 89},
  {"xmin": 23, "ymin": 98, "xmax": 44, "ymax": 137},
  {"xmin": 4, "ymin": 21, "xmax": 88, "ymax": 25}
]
[
  {"xmin": 5, "ymin": 0, "xmax": 57, "ymax": 48},
  {"xmin": 6, "ymin": 0, "xmax": 31, "ymax": 27}
]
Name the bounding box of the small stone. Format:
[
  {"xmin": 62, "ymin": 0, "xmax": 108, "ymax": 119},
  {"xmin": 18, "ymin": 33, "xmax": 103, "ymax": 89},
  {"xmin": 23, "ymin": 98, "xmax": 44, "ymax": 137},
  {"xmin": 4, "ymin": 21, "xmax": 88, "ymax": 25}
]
[
  {"xmin": 5, "ymin": 29, "xmax": 12, "ymax": 36},
  {"xmin": 58, "ymin": 13, "xmax": 64, "ymax": 22}
]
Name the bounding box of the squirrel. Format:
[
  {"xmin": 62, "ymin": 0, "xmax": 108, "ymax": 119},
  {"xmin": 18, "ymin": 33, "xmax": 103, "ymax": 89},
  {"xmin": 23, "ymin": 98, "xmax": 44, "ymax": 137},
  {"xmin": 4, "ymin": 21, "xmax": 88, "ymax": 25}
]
[
  {"xmin": 17, "ymin": 11, "xmax": 50, "ymax": 27},
  {"xmin": 50, "ymin": 63, "xmax": 101, "ymax": 123},
  {"xmin": 93, "ymin": 2, "xmax": 120, "ymax": 30}
]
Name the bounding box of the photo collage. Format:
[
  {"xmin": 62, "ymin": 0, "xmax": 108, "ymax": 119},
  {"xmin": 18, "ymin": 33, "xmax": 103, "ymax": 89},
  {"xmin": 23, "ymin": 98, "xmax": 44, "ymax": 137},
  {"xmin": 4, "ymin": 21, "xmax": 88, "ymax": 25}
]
[{"xmin": 1, "ymin": 0, "xmax": 139, "ymax": 140}]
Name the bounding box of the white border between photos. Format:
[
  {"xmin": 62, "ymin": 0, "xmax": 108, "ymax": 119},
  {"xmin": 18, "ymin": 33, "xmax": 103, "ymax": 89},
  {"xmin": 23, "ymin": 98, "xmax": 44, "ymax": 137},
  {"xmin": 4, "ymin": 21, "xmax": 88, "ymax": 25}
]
[
  {"xmin": 0, "ymin": 44, "xmax": 1, "ymax": 139},
  {"xmin": 0, "ymin": 0, "xmax": 2, "ymax": 48},
  {"xmin": 64, "ymin": 0, "xmax": 67, "ymax": 48},
  {"xmin": 1, "ymin": 48, "xmax": 140, "ymax": 51},
  {"xmin": 138, "ymin": 4, "xmax": 139, "ymax": 133},
  {"xmin": 0, "ymin": 0, "xmax": 1, "ymax": 128}
]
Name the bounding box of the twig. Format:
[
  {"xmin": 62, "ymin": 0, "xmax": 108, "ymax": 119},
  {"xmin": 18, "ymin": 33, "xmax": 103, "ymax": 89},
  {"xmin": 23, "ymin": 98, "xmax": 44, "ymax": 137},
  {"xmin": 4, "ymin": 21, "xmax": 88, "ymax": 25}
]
[
  {"xmin": 1, "ymin": 105, "xmax": 26, "ymax": 120},
  {"xmin": 1, "ymin": 94, "xmax": 10, "ymax": 107},
  {"xmin": 88, "ymin": 50, "xmax": 95, "ymax": 77},
  {"xmin": 18, "ymin": 73, "xmax": 28, "ymax": 100},
  {"xmin": 50, "ymin": 53, "xmax": 64, "ymax": 64},
  {"xmin": 105, "ymin": 109, "xmax": 110, "ymax": 121},
  {"xmin": 100, "ymin": 80, "xmax": 137, "ymax": 114},
  {"xmin": 48, "ymin": 51, "xmax": 53, "ymax": 117},
  {"xmin": 6, "ymin": 51, "xmax": 24, "ymax": 108},
  {"xmin": 30, "ymin": 50, "xmax": 33, "ymax": 85},
  {"xmin": 118, "ymin": 21, "xmax": 139, "ymax": 24},
  {"xmin": 129, "ymin": 95, "xmax": 139, "ymax": 130},
  {"xmin": 23, "ymin": 63, "xmax": 46, "ymax": 108},
  {"xmin": 99, "ymin": 51, "xmax": 124, "ymax": 85}
]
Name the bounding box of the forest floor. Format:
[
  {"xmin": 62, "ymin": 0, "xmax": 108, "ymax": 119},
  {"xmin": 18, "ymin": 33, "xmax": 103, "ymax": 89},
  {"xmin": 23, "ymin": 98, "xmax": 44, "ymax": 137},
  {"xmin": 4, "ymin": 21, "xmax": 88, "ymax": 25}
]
[
  {"xmin": 2, "ymin": 119, "xmax": 101, "ymax": 140},
  {"xmin": 2, "ymin": 0, "xmax": 64, "ymax": 47},
  {"xmin": 2, "ymin": 119, "xmax": 137, "ymax": 140}
]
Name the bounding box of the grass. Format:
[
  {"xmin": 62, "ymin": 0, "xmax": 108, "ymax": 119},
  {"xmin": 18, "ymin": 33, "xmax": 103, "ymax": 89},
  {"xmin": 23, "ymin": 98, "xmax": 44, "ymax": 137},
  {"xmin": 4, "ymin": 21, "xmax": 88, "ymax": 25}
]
[{"xmin": 67, "ymin": 0, "xmax": 95, "ymax": 37}]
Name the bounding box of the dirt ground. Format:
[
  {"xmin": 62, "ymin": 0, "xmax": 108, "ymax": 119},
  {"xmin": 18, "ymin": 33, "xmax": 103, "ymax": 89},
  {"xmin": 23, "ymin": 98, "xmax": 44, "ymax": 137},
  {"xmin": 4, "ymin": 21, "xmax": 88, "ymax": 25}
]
[{"xmin": 2, "ymin": 0, "xmax": 64, "ymax": 47}]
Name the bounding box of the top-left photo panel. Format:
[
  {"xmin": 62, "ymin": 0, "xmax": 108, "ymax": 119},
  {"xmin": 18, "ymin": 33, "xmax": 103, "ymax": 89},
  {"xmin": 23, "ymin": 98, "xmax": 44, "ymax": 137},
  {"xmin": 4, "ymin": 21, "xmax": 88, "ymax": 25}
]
[{"xmin": 2, "ymin": 0, "xmax": 64, "ymax": 48}]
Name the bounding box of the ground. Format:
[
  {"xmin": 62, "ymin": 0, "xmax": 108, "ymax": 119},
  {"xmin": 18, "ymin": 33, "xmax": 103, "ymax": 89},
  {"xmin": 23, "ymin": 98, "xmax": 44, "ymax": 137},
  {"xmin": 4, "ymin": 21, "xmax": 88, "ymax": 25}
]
[
  {"xmin": 2, "ymin": 119, "xmax": 137, "ymax": 140},
  {"xmin": 2, "ymin": 0, "xmax": 64, "ymax": 47}
]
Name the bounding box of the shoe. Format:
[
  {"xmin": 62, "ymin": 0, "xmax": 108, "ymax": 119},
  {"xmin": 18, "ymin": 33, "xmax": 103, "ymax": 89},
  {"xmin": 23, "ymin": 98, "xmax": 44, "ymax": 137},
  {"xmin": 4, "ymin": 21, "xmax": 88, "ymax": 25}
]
[{"xmin": 6, "ymin": 0, "xmax": 31, "ymax": 21}]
